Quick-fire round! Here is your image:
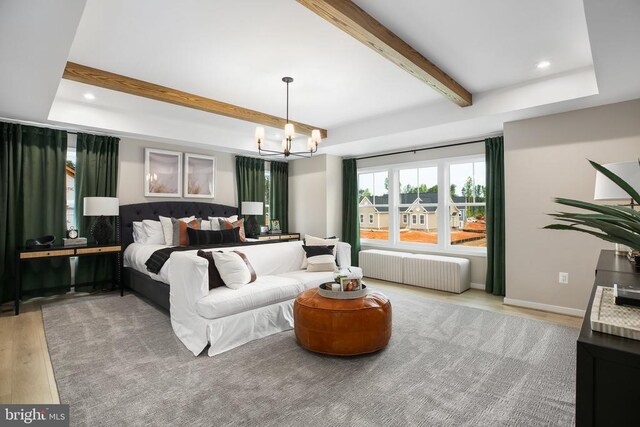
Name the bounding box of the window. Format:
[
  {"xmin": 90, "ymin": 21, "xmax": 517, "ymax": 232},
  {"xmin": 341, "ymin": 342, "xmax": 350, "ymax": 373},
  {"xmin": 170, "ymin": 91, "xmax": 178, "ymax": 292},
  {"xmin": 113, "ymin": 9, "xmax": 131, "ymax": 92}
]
[
  {"xmin": 358, "ymin": 171, "xmax": 388, "ymax": 240},
  {"xmin": 358, "ymin": 155, "xmax": 486, "ymax": 254},
  {"xmin": 65, "ymin": 146, "xmax": 76, "ymax": 230},
  {"xmin": 360, "ymin": 214, "xmax": 364, "ymax": 223},
  {"xmin": 449, "ymin": 161, "xmax": 486, "ymax": 248},
  {"xmin": 398, "ymin": 166, "xmax": 438, "ymax": 244},
  {"xmin": 264, "ymin": 169, "xmax": 271, "ymax": 226}
]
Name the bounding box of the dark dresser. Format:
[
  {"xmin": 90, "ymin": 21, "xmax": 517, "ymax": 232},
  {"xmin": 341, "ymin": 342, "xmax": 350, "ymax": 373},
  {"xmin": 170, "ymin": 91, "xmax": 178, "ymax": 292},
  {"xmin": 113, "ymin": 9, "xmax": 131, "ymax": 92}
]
[{"xmin": 576, "ymin": 250, "xmax": 640, "ymax": 426}]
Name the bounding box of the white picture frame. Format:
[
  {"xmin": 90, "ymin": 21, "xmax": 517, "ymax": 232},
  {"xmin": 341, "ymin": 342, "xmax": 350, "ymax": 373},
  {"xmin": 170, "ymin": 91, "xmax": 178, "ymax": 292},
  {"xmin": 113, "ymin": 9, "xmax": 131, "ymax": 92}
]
[
  {"xmin": 184, "ymin": 153, "xmax": 216, "ymax": 198},
  {"xmin": 144, "ymin": 148, "xmax": 182, "ymax": 197}
]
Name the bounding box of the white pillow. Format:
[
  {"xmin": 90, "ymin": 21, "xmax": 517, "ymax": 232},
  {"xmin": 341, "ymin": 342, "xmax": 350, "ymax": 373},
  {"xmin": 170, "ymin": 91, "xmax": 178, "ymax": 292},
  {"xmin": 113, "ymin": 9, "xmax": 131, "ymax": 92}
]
[
  {"xmin": 159, "ymin": 215, "xmax": 195, "ymax": 245},
  {"xmin": 307, "ymin": 254, "xmax": 337, "ymax": 272},
  {"xmin": 301, "ymin": 235, "xmax": 339, "ymax": 269},
  {"xmin": 142, "ymin": 220, "xmax": 165, "ymax": 245},
  {"xmin": 212, "ymin": 251, "xmax": 254, "ymax": 289},
  {"xmin": 208, "ymin": 215, "xmax": 238, "ymax": 231},
  {"xmin": 201, "ymin": 220, "xmax": 212, "ymax": 231},
  {"xmin": 132, "ymin": 221, "xmax": 147, "ymax": 244}
]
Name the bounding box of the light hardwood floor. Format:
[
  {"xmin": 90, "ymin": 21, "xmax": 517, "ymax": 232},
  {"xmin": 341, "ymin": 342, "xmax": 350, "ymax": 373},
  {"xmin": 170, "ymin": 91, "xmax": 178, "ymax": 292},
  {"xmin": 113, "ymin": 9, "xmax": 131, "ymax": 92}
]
[{"xmin": 0, "ymin": 282, "xmax": 582, "ymax": 405}]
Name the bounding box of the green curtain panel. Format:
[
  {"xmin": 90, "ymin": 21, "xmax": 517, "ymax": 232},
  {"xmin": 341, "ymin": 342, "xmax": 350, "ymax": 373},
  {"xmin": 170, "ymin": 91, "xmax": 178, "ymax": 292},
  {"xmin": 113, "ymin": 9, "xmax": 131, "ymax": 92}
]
[
  {"xmin": 342, "ymin": 158, "xmax": 361, "ymax": 266},
  {"xmin": 74, "ymin": 133, "xmax": 119, "ymax": 288},
  {"xmin": 269, "ymin": 161, "xmax": 289, "ymax": 231},
  {"xmin": 236, "ymin": 156, "xmax": 266, "ymax": 226},
  {"xmin": 0, "ymin": 122, "xmax": 70, "ymax": 303},
  {"xmin": 485, "ymin": 136, "xmax": 506, "ymax": 296}
]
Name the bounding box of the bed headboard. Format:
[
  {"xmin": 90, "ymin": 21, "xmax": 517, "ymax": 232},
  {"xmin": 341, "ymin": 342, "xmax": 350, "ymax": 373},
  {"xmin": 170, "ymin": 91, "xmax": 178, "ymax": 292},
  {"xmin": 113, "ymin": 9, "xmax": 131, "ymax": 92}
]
[{"xmin": 119, "ymin": 201, "xmax": 238, "ymax": 248}]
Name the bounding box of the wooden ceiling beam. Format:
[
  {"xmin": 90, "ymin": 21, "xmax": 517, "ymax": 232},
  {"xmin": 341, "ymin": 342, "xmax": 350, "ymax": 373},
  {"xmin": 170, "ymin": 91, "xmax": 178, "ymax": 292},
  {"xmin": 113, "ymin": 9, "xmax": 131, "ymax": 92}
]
[
  {"xmin": 296, "ymin": 0, "xmax": 472, "ymax": 107},
  {"xmin": 62, "ymin": 62, "xmax": 328, "ymax": 138}
]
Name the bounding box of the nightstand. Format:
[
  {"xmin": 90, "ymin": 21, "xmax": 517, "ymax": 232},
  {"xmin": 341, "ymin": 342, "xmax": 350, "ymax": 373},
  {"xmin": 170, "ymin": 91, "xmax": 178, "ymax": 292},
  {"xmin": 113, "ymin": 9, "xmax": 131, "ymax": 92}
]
[{"xmin": 15, "ymin": 242, "xmax": 122, "ymax": 315}]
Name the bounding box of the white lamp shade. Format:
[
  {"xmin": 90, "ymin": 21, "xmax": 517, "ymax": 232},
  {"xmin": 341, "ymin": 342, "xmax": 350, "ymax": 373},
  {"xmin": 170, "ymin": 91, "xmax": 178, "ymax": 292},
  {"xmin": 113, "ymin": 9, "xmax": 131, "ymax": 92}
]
[
  {"xmin": 284, "ymin": 123, "xmax": 295, "ymax": 139},
  {"xmin": 241, "ymin": 201, "xmax": 263, "ymax": 215},
  {"xmin": 594, "ymin": 161, "xmax": 640, "ymax": 201},
  {"xmin": 84, "ymin": 197, "xmax": 119, "ymax": 216},
  {"xmin": 254, "ymin": 127, "xmax": 265, "ymax": 144},
  {"xmin": 311, "ymin": 129, "xmax": 322, "ymax": 144}
]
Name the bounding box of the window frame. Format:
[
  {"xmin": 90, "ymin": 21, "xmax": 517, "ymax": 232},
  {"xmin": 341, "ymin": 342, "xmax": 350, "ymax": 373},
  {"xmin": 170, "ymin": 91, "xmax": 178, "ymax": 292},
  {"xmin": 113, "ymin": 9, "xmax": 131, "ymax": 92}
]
[{"xmin": 358, "ymin": 155, "xmax": 486, "ymax": 257}]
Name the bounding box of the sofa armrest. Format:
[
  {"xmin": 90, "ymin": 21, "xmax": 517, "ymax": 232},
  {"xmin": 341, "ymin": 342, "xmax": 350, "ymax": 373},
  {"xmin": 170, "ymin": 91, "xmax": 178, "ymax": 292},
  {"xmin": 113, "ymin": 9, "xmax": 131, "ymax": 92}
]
[
  {"xmin": 168, "ymin": 252, "xmax": 210, "ymax": 355},
  {"xmin": 336, "ymin": 242, "xmax": 352, "ymax": 268}
]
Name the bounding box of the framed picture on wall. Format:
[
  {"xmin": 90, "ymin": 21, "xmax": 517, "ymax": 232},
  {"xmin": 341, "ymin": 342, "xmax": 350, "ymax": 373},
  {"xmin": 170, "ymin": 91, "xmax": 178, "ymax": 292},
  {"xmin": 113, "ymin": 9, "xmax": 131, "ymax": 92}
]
[
  {"xmin": 184, "ymin": 153, "xmax": 215, "ymax": 198},
  {"xmin": 144, "ymin": 148, "xmax": 182, "ymax": 197}
]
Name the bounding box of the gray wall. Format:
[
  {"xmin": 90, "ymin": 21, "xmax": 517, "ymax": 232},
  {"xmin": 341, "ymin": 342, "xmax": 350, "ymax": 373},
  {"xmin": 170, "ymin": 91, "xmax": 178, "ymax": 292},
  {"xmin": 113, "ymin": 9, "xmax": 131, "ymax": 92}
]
[
  {"xmin": 288, "ymin": 154, "xmax": 343, "ymax": 238},
  {"xmin": 117, "ymin": 137, "xmax": 237, "ymax": 207},
  {"xmin": 504, "ymin": 98, "xmax": 640, "ymax": 313}
]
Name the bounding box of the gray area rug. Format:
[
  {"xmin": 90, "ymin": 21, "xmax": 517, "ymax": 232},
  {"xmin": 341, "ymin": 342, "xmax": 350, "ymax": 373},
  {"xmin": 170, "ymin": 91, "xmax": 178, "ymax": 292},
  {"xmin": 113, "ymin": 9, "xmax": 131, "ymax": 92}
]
[{"xmin": 42, "ymin": 290, "xmax": 577, "ymax": 427}]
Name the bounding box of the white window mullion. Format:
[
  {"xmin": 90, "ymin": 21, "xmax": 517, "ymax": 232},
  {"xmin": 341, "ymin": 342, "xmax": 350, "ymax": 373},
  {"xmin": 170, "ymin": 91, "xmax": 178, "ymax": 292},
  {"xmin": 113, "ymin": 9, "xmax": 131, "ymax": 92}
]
[
  {"xmin": 389, "ymin": 168, "xmax": 399, "ymax": 245},
  {"xmin": 437, "ymin": 160, "xmax": 448, "ymax": 251}
]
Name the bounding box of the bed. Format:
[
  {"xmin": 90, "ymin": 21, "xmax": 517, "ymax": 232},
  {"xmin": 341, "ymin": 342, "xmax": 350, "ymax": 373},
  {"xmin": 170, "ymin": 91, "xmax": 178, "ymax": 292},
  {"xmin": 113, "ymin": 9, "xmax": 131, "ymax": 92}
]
[{"xmin": 119, "ymin": 201, "xmax": 239, "ymax": 310}]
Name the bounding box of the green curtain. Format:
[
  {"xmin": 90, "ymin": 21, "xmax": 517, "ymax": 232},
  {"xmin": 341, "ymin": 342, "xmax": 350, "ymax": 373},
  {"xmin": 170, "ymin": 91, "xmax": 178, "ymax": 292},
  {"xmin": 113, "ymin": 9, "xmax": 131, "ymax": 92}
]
[
  {"xmin": 269, "ymin": 161, "xmax": 288, "ymax": 231},
  {"xmin": 0, "ymin": 122, "xmax": 70, "ymax": 303},
  {"xmin": 485, "ymin": 136, "xmax": 506, "ymax": 296},
  {"xmin": 74, "ymin": 133, "xmax": 119, "ymax": 288},
  {"xmin": 236, "ymin": 156, "xmax": 265, "ymax": 225},
  {"xmin": 342, "ymin": 158, "xmax": 361, "ymax": 266}
]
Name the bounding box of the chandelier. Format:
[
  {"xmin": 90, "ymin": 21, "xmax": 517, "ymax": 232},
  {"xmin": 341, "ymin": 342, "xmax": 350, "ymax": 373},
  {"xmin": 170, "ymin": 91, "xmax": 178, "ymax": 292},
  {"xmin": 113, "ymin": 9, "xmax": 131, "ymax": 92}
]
[{"xmin": 255, "ymin": 77, "xmax": 322, "ymax": 158}]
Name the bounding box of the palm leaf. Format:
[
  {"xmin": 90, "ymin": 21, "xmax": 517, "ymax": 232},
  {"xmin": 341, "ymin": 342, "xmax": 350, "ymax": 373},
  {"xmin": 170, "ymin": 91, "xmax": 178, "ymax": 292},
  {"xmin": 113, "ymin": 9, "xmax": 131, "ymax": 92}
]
[{"xmin": 545, "ymin": 159, "xmax": 640, "ymax": 251}]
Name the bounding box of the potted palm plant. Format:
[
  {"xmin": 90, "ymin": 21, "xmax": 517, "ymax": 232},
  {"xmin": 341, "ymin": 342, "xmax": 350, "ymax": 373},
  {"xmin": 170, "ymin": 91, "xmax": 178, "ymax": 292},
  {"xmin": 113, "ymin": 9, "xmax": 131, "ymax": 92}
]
[{"xmin": 544, "ymin": 159, "xmax": 640, "ymax": 266}]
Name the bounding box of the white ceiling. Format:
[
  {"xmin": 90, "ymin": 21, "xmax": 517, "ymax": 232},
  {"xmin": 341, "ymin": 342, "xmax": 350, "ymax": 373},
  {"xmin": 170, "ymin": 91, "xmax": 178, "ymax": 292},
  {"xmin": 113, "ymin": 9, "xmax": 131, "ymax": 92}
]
[{"xmin": 1, "ymin": 0, "xmax": 639, "ymax": 158}]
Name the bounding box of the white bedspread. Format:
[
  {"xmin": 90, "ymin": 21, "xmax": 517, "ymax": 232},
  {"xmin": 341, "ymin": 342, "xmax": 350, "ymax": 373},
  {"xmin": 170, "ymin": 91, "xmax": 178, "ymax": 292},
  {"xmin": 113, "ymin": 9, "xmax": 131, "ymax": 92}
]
[{"xmin": 123, "ymin": 242, "xmax": 173, "ymax": 284}]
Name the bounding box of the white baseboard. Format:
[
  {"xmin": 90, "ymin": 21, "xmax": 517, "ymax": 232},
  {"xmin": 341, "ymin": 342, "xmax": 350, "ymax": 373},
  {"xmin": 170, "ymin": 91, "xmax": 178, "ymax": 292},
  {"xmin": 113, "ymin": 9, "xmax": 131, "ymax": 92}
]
[
  {"xmin": 503, "ymin": 297, "xmax": 585, "ymax": 318},
  {"xmin": 470, "ymin": 282, "xmax": 485, "ymax": 290}
]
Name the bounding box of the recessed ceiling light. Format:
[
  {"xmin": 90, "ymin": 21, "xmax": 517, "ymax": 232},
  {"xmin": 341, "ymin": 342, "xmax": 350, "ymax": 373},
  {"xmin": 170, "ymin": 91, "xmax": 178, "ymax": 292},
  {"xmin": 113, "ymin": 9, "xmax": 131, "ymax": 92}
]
[
  {"xmin": 83, "ymin": 93, "xmax": 95, "ymax": 100},
  {"xmin": 537, "ymin": 61, "xmax": 551, "ymax": 69}
]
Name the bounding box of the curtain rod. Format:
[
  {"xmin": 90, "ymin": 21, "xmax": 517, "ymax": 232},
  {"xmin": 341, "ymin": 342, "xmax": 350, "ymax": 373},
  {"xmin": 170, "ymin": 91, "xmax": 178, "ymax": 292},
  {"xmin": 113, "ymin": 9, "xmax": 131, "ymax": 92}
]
[{"xmin": 355, "ymin": 138, "xmax": 489, "ymax": 161}]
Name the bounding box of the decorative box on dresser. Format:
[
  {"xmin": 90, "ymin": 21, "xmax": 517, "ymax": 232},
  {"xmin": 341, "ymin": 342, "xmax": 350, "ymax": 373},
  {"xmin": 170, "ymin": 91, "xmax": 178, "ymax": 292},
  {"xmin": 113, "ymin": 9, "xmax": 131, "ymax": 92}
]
[{"xmin": 576, "ymin": 250, "xmax": 640, "ymax": 426}]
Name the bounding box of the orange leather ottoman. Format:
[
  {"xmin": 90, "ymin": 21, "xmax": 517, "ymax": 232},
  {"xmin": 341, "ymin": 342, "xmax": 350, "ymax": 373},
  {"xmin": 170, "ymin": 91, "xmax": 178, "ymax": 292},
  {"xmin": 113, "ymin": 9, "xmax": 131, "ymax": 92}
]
[{"xmin": 294, "ymin": 288, "xmax": 392, "ymax": 356}]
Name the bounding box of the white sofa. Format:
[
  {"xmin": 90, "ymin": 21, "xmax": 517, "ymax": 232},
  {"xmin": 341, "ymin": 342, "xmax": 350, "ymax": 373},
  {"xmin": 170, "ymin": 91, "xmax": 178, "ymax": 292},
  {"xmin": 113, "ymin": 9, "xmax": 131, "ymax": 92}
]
[{"xmin": 169, "ymin": 240, "xmax": 352, "ymax": 356}]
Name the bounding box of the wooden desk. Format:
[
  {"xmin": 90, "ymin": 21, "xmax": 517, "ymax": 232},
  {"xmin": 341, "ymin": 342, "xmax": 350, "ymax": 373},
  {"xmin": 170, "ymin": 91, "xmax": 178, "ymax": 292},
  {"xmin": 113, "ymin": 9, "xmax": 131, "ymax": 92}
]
[
  {"xmin": 254, "ymin": 233, "xmax": 300, "ymax": 242},
  {"xmin": 15, "ymin": 243, "xmax": 122, "ymax": 315},
  {"xmin": 576, "ymin": 250, "xmax": 640, "ymax": 426}
]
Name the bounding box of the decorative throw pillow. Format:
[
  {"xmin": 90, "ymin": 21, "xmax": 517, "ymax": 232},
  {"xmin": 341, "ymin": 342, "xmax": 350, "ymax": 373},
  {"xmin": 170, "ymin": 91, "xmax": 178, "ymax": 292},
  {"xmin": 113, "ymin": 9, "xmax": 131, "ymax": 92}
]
[
  {"xmin": 196, "ymin": 250, "xmax": 225, "ymax": 289},
  {"xmin": 142, "ymin": 220, "xmax": 165, "ymax": 245},
  {"xmin": 218, "ymin": 218, "xmax": 246, "ymax": 242},
  {"xmin": 306, "ymin": 254, "xmax": 338, "ymax": 272},
  {"xmin": 171, "ymin": 218, "xmax": 201, "ymax": 246},
  {"xmin": 303, "ymin": 246, "xmax": 337, "ymax": 272},
  {"xmin": 211, "ymin": 250, "xmax": 256, "ymax": 289},
  {"xmin": 208, "ymin": 215, "xmax": 238, "ymax": 231},
  {"xmin": 160, "ymin": 216, "xmax": 195, "ymax": 245},
  {"xmin": 187, "ymin": 227, "xmax": 241, "ymax": 246},
  {"xmin": 301, "ymin": 235, "xmax": 339, "ymax": 268}
]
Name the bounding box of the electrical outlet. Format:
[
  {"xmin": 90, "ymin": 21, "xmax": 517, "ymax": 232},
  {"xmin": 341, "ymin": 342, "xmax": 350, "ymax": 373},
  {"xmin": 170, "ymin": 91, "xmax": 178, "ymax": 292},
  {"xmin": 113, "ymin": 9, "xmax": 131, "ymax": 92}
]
[{"xmin": 559, "ymin": 272, "xmax": 569, "ymax": 284}]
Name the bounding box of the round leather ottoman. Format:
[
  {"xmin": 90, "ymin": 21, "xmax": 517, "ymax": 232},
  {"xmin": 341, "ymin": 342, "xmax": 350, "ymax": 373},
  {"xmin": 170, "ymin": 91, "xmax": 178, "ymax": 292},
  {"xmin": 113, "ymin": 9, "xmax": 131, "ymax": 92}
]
[{"xmin": 294, "ymin": 288, "xmax": 392, "ymax": 356}]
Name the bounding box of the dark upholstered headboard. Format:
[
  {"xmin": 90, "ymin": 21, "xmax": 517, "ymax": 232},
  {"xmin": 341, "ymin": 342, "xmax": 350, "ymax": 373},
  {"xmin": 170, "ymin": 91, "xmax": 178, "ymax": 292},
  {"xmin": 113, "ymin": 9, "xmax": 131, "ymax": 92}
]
[{"xmin": 119, "ymin": 201, "xmax": 238, "ymax": 248}]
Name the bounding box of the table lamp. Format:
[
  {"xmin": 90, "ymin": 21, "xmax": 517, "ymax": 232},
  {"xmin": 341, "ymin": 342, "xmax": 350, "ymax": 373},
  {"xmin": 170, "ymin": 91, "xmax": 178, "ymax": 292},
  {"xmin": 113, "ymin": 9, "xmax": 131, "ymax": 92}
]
[
  {"xmin": 84, "ymin": 197, "xmax": 119, "ymax": 244},
  {"xmin": 594, "ymin": 161, "xmax": 640, "ymax": 255},
  {"xmin": 241, "ymin": 201, "xmax": 263, "ymax": 238}
]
